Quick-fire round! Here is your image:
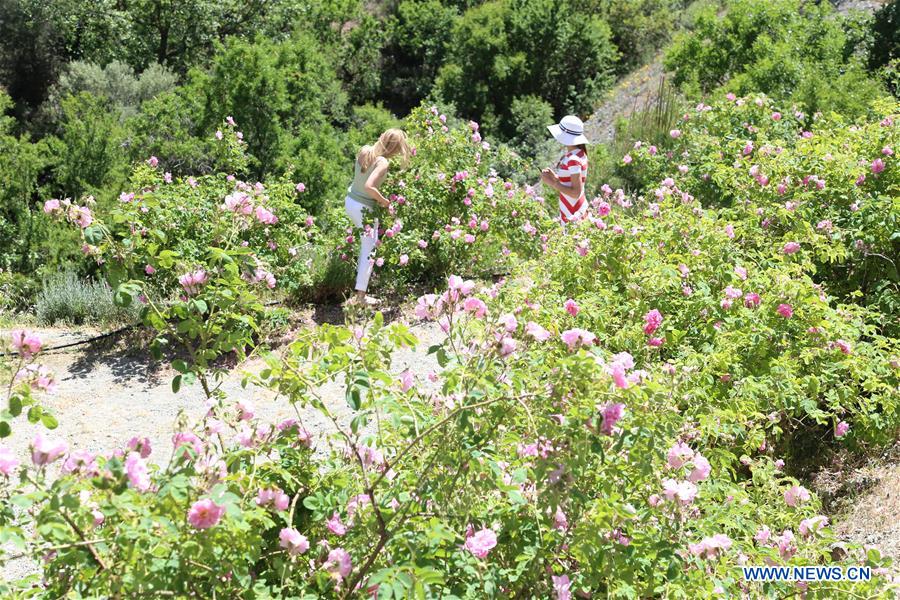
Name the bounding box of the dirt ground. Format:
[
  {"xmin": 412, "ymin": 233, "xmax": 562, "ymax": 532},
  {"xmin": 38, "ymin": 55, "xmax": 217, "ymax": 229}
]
[{"xmin": 813, "ymin": 443, "xmax": 900, "ymax": 574}]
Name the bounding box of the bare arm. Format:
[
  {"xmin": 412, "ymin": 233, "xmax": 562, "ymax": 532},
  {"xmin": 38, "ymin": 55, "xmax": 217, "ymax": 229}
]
[
  {"xmin": 364, "ymin": 159, "xmax": 391, "ymax": 208},
  {"xmin": 540, "ymin": 165, "xmax": 583, "ymax": 197}
]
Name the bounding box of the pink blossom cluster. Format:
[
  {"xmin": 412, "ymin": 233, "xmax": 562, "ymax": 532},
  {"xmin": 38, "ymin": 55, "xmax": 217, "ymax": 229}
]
[
  {"xmin": 257, "ymin": 488, "xmax": 290, "ymax": 511},
  {"xmin": 783, "ymin": 484, "xmax": 810, "ymax": 507},
  {"xmin": 688, "ymin": 533, "xmax": 732, "ymax": 559},
  {"xmin": 604, "ymin": 352, "xmax": 638, "ymax": 389},
  {"xmin": 43, "ymin": 198, "xmax": 94, "ymax": 229},
  {"xmin": 179, "ymin": 269, "xmax": 208, "ymax": 296},
  {"xmin": 755, "ymin": 526, "xmax": 798, "ymax": 559}
]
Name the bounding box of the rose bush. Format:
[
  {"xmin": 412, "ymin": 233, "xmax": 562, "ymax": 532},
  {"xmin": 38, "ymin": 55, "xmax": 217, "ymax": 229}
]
[
  {"xmin": 43, "ymin": 119, "xmax": 319, "ymax": 383},
  {"xmin": 620, "ymin": 94, "xmax": 899, "ymax": 334},
  {"xmin": 331, "ymin": 105, "xmax": 555, "ymax": 292},
  {"xmin": 0, "ymin": 98, "xmax": 897, "ymax": 598},
  {"xmin": 0, "ymin": 275, "xmax": 896, "ymax": 596}
]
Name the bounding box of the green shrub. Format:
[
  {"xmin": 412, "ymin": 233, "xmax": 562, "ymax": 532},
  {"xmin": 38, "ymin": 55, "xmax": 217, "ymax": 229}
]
[
  {"xmin": 0, "ymin": 271, "xmax": 40, "ymax": 314},
  {"xmin": 45, "ymin": 92, "xmax": 129, "ymax": 199},
  {"xmin": 869, "ymin": 0, "xmax": 899, "ymax": 74},
  {"xmin": 127, "ymin": 88, "xmax": 222, "ymax": 176},
  {"xmin": 597, "ymin": 0, "xmax": 690, "ymax": 75},
  {"xmin": 35, "ymin": 271, "xmax": 141, "ymax": 325},
  {"xmin": 507, "ymin": 94, "xmax": 558, "ymax": 161},
  {"xmin": 0, "ymin": 91, "xmax": 51, "ymax": 273},
  {"xmin": 665, "ymin": 0, "xmax": 888, "ymax": 117},
  {"xmin": 193, "ymin": 34, "xmax": 348, "ymax": 180},
  {"xmin": 338, "ymin": 15, "xmax": 387, "ymax": 106},
  {"xmin": 45, "ymin": 60, "xmax": 177, "ymax": 120}
]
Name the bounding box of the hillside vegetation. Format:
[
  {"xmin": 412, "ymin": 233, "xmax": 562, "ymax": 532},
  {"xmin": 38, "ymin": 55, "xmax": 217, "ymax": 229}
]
[{"xmin": 0, "ymin": 0, "xmax": 898, "ymax": 597}]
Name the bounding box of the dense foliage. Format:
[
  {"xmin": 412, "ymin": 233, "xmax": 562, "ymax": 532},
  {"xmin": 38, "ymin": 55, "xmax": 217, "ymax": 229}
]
[
  {"xmin": 665, "ymin": 0, "xmax": 889, "ymax": 117},
  {"xmin": 0, "ymin": 94, "xmax": 897, "ymax": 598},
  {"xmin": 0, "ymin": 0, "xmax": 899, "ymax": 595},
  {"xmin": 0, "ymin": 0, "xmax": 896, "ymax": 305}
]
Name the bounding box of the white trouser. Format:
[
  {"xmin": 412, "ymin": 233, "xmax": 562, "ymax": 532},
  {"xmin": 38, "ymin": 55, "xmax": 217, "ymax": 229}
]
[{"xmin": 344, "ymin": 196, "xmax": 379, "ymax": 292}]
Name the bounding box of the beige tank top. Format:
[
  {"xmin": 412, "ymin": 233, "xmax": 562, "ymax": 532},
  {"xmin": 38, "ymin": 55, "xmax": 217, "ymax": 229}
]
[{"xmin": 347, "ymin": 154, "xmax": 387, "ymax": 208}]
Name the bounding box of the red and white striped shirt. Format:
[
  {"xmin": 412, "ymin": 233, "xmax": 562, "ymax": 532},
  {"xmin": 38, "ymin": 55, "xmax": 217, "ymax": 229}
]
[{"xmin": 556, "ymin": 149, "xmax": 588, "ymax": 223}]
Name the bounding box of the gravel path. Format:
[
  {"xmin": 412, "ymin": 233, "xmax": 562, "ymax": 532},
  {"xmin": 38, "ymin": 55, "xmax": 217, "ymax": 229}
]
[
  {"xmin": 0, "ymin": 312, "xmax": 444, "ymax": 582},
  {"xmin": 584, "ymin": 53, "xmax": 665, "ymax": 145}
]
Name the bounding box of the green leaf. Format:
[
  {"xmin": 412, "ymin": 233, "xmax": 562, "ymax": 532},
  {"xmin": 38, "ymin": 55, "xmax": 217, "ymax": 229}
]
[
  {"xmin": 172, "ymin": 375, "xmax": 182, "ymax": 394},
  {"xmin": 347, "ymin": 386, "xmax": 361, "ymax": 411},
  {"xmin": 27, "ymin": 406, "xmax": 42, "ymax": 423},
  {"xmin": 0, "ymin": 421, "xmax": 10, "ymax": 438},
  {"xmin": 83, "ymin": 224, "xmax": 105, "ymax": 245},
  {"xmin": 40, "ymin": 413, "xmax": 59, "ymax": 429},
  {"xmin": 8, "ymin": 396, "xmax": 22, "ymax": 417}
]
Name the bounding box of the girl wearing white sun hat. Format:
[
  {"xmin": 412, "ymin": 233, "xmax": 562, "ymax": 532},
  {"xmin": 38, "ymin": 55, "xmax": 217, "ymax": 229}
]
[{"xmin": 541, "ymin": 115, "xmax": 590, "ymax": 224}]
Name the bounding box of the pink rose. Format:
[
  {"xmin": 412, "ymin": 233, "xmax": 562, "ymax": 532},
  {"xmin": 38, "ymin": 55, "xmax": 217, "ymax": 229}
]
[
  {"xmin": 498, "ymin": 313, "xmax": 518, "ymax": 332},
  {"xmin": 643, "ymin": 309, "xmax": 663, "ymax": 335},
  {"xmin": 662, "ymin": 478, "xmax": 698, "ymax": 504},
  {"xmin": 799, "ymin": 516, "xmax": 828, "ymax": 537},
  {"xmin": 835, "ymin": 421, "xmax": 850, "ymax": 438},
  {"xmin": 552, "ymin": 574, "xmax": 572, "ymax": 600},
  {"xmin": 783, "ymin": 485, "xmax": 810, "ymax": 507},
  {"xmin": 525, "ymin": 321, "xmax": 551, "ymax": 341},
  {"xmin": 187, "ymin": 498, "xmax": 225, "ymax": 529},
  {"xmin": 398, "ymin": 369, "xmax": 414, "ymax": 392},
  {"xmin": 254, "ymin": 206, "xmax": 278, "ymax": 225},
  {"xmin": 600, "ymin": 403, "xmax": 625, "ymax": 435},
  {"xmin": 279, "ymin": 528, "xmax": 309, "ymax": 555},
  {"xmin": 0, "ymin": 446, "xmax": 21, "ymax": 476},
  {"xmin": 125, "ymin": 452, "xmax": 151, "ymax": 492},
  {"xmin": 11, "ymin": 330, "xmax": 42, "ymax": 358},
  {"xmin": 688, "ymin": 454, "xmax": 711, "ymax": 482},
  {"xmin": 560, "ymin": 328, "xmax": 595, "ymax": 351},
  {"xmin": 464, "ymin": 527, "xmax": 498, "ymax": 559},
  {"xmin": 463, "ymin": 297, "xmax": 487, "ymax": 318},
  {"xmin": 667, "ymin": 442, "xmax": 694, "ymax": 469},
  {"xmin": 327, "ymin": 511, "xmax": 348, "ymax": 536},
  {"xmin": 776, "ymin": 304, "xmax": 793, "ymax": 319},
  {"xmin": 178, "ymin": 269, "xmax": 208, "ymax": 296},
  {"xmin": 499, "ymin": 337, "xmax": 517, "ymax": 357},
  {"xmin": 325, "ymin": 548, "xmax": 352, "ymax": 579},
  {"xmin": 564, "ymin": 299, "xmax": 579, "ymax": 317},
  {"xmin": 31, "ymin": 432, "xmax": 67, "ymax": 466},
  {"xmin": 782, "ymin": 242, "xmax": 800, "ymax": 254}
]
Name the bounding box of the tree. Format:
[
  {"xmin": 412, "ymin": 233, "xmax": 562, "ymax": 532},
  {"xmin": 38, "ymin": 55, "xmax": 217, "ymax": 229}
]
[
  {"xmin": 381, "ymin": 0, "xmax": 458, "ymax": 114},
  {"xmin": 437, "ymin": 0, "xmax": 617, "ymax": 137},
  {"xmin": 45, "ymin": 92, "xmax": 128, "ymax": 200}
]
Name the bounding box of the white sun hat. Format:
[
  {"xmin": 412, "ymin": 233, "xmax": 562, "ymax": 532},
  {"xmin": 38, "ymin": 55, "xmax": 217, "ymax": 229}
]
[{"xmin": 548, "ymin": 115, "xmax": 590, "ymax": 146}]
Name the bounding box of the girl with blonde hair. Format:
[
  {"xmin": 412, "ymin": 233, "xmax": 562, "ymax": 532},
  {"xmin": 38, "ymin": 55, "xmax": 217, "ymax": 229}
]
[{"xmin": 344, "ymin": 128, "xmax": 411, "ymax": 304}]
